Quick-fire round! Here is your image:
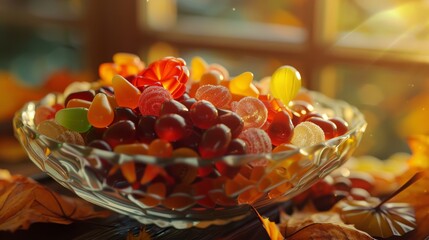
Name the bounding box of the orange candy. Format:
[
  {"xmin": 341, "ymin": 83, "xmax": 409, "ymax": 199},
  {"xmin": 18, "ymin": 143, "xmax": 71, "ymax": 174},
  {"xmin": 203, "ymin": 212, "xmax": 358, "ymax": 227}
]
[
  {"xmin": 112, "ymin": 75, "xmax": 141, "ymax": 109},
  {"xmin": 88, "ymin": 93, "xmax": 114, "ymax": 128},
  {"xmin": 99, "ymin": 53, "xmax": 145, "ymax": 84},
  {"xmin": 148, "ymin": 139, "xmax": 173, "ymax": 157}
]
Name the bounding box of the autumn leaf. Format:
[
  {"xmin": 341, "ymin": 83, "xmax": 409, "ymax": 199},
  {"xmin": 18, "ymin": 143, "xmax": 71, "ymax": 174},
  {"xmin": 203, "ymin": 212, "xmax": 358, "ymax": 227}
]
[
  {"xmin": 126, "ymin": 227, "xmax": 152, "ymax": 240},
  {"xmin": 252, "ymin": 206, "xmax": 283, "ymax": 240},
  {"xmin": 0, "ymin": 170, "xmax": 111, "ymax": 232}
]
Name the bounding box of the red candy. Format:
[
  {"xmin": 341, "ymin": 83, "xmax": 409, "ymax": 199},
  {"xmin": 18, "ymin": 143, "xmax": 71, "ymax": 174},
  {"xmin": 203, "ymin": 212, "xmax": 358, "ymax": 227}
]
[
  {"xmin": 155, "ymin": 114, "xmax": 187, "ymax": 142},
  {"xmin": 195, "ymin": 84, "xmax": 232, "ymax": 108},
  {"xmin": 218, "ymin": 111, "xmax": 244, "ymax": 138},
  {"xmin": 138, "ymin": 86, "xmax": 172, "ymax": 116},
  {"xmin": 190, "ymin": 100, "xmax": 218, "ymax": 129},
  {"xmin": 306, "ymin": 117, "xmax": 338, "ymax": 140},
  {"xmin": 267, "ymin": 110, "xmax": 294, "ymax": 146},
  {"xmin": 199, "ymin": 124, "xmax": 232, "ymax": 158},
  {"xmin": 102, "ymin": 120, "xmax": 136, "ymax": 148},
  {"xmin": 138, "ymin": 57, "xmax": 189, "ymax": 99}
]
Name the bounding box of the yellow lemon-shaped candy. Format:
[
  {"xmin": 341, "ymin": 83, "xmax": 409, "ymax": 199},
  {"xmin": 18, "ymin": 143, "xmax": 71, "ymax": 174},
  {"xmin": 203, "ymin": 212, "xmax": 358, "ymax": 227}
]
[{"xmin": 270, "ymin": 66, "xmax": 301, "ymax": 104}]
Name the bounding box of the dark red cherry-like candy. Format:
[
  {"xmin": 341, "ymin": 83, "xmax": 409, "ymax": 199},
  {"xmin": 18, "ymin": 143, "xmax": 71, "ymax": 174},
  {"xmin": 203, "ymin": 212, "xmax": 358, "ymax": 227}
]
[
  {"xmin": 199, "ymin": 124, "xmax": 231, "ymax": 158},
  {"xmin": 267, "ymin": 110, "xmax": 294, "ymax": 146},
  {"xmin": 190, "ymin": 100, "xmax": 218, "ymax": 129},
  {"xmin": 103, "ymin": 120, "xmax": 136, "ymax": 148},
  {"xmin": 155, "ymin": 113, "xmax": 187, "ymax": 142}
]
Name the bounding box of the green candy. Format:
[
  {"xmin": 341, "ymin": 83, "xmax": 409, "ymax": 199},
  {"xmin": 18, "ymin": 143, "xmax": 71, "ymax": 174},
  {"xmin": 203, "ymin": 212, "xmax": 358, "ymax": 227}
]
[{"xmin": 55, "ymin": 107, "xmax": 91, "ymax": 133}]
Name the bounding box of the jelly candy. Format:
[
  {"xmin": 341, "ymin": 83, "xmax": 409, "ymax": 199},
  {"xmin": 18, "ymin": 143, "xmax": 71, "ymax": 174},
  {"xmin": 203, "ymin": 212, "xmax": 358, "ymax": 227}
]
[
  {"xmin": 229, "ymin": 72, "xmax": 259, "ymax": 97},
  {"xmin": 36, "ymin": 119, "xmax": 68, "ymax": 139},
  {"xmin": 155, "ymin": 113, "xmax": 187, "ymax": 142},
  {"xmin": 55, "ymin": 107, "xmax": 91, "ymax": 133},
  {"xmin": 99, "ymin": 53, "xmax": 144, "ymax": 84},
  {"xmin": 267, "ymin": 110, "xmax": 294, "ymax": 146},
  {"xmin": 270, "ymin": 66, "xmax": 301, "ymax": 105},
  {"xmin": 234, "ymin": 97, "xmax": 267, "ymax": 129},
  {"xmin": 199, "ymin": 70, "xmax": 223, "ymax": 86},
  {"xmin": 112, "ymin": 75, "xmax": 141, "ymax": 109},
  {"xmin": 113, "ymin": 107, "xmax": 139, "ymax": 125},
  {"xmin": 102, "ymin": 120, "xmax": 136, "ymax": 148},
  {"xmin": 34, "ymin": 106, "xmax": 56, "ymax": 126},
  {"xmin": 226, "ymin": 138, "xmax": 247, "ymax": 155},
  {"xmin": 136, "ymin": 115, "xmax": 158, "ymax": 143},
  {"xmin": 190, "ymin": 100, "xmax": 218, "ymax": 129},
  {"xmin": 330, "ymin": 117, "xmax": 349, "ymax": 136},
  {"xmin": 190, "ymin": 56, "xmax": 208, "ymax": 81},
  {"xmin": 238, "ymin": 128, "xmax": 272, "ymax": 154},
  {"xmin": 88, "ymin": 93, "xmax": 115, "ymax": 128},
  {"xmin": 218, "ymin": 111, "xmax": 244, "ymax": 138},
  {"xmin": 138, "ymin": 57, "xmax": 189, "ymax": 99},
  {"xmin": 63, "ymin": 81, "xmax": 92, "ymax": 99},
  {"xmin": 66, "ymin": 99, "xmax": 92, "ymax": 109},
  {"xmin": 208, "ymin": 63, "xmax": 229, "ymax": 81},
  {"xmin": 159, "ymin": 99, "xmax": 188, "ymax": 117},
  {"xmin": 195, "ymin": 84, "xmax": 231, "ymax": 108},
  {"xmin": 168, "ymin": 148, "xmax": 199, "ymax": 184},
  {"xmin": 290, "ymin": 121, "xmax": 325, "ymax": 148},
  {"xmin": 138, "ymin": 86, "xmax": 172, "ymax": 116},
  {"xmin": 88, "ymin": 139, "xmax": 112, "ymax": 151},
  {"xmin": 148, "ymin": 139, "xmax": 173, "ymax": 157},
  {"xmin": 199, "ymin": 124, "xmax": 231, "ymax": 158}
]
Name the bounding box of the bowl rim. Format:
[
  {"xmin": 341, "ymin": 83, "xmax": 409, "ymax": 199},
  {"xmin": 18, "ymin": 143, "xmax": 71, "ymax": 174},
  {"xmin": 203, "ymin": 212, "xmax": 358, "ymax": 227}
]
[{"xmin": 13, "ymin": 90, "xmax": 367, "ymax": 167}]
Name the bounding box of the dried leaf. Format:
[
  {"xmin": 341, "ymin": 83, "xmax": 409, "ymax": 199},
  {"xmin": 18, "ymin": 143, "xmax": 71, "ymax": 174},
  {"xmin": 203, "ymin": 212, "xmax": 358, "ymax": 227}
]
[
  {"xmin": 253, "ymin": 207, "xmax": 283, "ymax": 240},
  {"xmin": 280, "ymin": 211, "xmax": 374, "ymax": 240},
  {"xmin": 0, "ymin": 170, "xmax": 110, "ymax": 232}
]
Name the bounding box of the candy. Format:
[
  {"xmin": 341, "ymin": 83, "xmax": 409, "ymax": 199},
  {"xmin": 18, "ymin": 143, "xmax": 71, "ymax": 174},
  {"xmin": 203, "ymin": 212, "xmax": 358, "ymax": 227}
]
[
  {"xmin": 138, "ymin": 86, "xmax": 172, "ymax": 116},
  {"xmin": 148, "ymin": 139, "xmax": 173, "ymax": 157},
  {"xmin": 306, "ymin": 117, "xmax": 338, "ymax": 140},
  {"xmin": 199, "ymin": 124, "xmax": 231, "ymax": 158},
  {"xmin": 238, "ymin": 128, "xmax": 272, "ymax": 155},
  {"xmin": 234, "ymin": 97, "xmax": 267, "ymax": 129},
  {"xmin": 199, "ymin": 70, "xmax": 223, "ymax": 86},
  {"xmin": 138, "ymin": 57, "xmax": 189, "ymax": 99},
  {"xmin": 112, "ymin": 75, "xmax": 141, "ymax": 109},
  {"xmin": 229, "ymin": 72, "xmax": 259, "ymax": 97},
  {"xmin": 99, "ymin": 53, "xmax": 144, "ymax": 84},
  {"xmin": 270, "ymin": 65, "xmax": 301, "ymax": 105},
  {"xmin": 57, "ymin": 130, "xmax": 85, "ymax": 145},
  {"xmin": 88, "ymin": 93, "xmax": 114, "ymax": 128},
  {"xmin": 190, "ymin": 100, "xmax": 218, "ymax": 129},
  {"xmin": 218, "ymin": 111, "xmax": 244, "ymax": 138},
  {"xmin": 136, "ymin": 115, "xmax": 158, "ymax": 143},
  {"xmin": 66, "ymin": 99, "xmax": 91, "ymax": 109},
  {"xmin": 267, "ymin": 110, "xmax": 294, "ymax": 146},
  {"xmin": 102, "ymin": 120, "xmax": 136, "ymax": 148},
  {"xmin": 155, "ymin": 114, "xmax": 187, "ymax": 142},
  {"xmin": 195, "ymin": 84, "xmax": 231, "ymax": 108},
  {"xmin": 113, "ymin": 107, "xmax": 139, "ymax": 125},
  {"xmin": 64, "ymin": 90, "xmax": 95, "ymax": 107},
  {"xmin": 36, "ymin": 119, "xmax": 68, "ymax": 139},
  {"xmin": 290, "ymin": 121, "xmax": 325, "ymax": 148},
  {"xmin": 114, "ymin": 143, "xmax": 149, "ymax": 155},
  {"xmin": 190, "ymin": 56, "xmax": 208, "ymax": 81},
  {"xmin": 34, "ymin": 106, "xmax": 56, "ymax": 126},
  {"xmin": 330, "ymin": 117, "xmax": 349, "ymax": 136},
  {"xmin": 159, "ymin": 99, "xmax": 188, "ymax": 117},
  {"xmin": 55, "ymin": 107, "xmax": 91, "ymax": 133}
]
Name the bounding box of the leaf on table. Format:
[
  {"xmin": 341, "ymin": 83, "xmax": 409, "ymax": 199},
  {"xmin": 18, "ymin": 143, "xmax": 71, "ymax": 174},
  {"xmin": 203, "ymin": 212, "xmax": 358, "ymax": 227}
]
[
  {"xmin": 279, "ymin": 210, "xmax": 374, "ymax": 240},
  {"xmin": 0, "ymin": 170, "xmax": 111, "ymax": 232},
  {"xmin": 252, "ymin": 206, "xmax": 283, "ymax": 240}
]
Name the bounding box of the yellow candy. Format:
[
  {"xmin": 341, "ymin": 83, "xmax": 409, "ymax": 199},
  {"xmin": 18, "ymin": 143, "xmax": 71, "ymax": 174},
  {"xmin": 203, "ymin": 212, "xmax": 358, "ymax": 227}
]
[
  {"xmin": 270, "ymin": 66, "xmax": 301, "ymax": 105},
  {"xmin": 190, "ymin": 56, "xmax": 208, "ymax": 82},
  {"xmin": 229, "ymin": 72, "xmax": 259, "ymax": 98}
]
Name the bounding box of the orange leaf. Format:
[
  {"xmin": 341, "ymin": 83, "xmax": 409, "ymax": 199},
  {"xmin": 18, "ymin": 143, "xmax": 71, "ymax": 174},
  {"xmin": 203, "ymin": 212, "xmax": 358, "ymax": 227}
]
[
  {"xmin": 126, "ymin": 227, "xmax": 152, "ymax": 240},
  {"xmin": 0, "ymin": 170, "xmax": 110, "ymax": 232},
  {"xmin": 253, "ymin": 207, "xmax": 283, "ymax": 240}
]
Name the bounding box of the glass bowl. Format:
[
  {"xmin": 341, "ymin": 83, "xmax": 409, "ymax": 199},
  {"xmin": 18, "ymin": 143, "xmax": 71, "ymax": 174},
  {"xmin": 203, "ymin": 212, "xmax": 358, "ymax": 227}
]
[{"xmin": 13, "ymin": 90, "xmax": 366, "ymax": 229}]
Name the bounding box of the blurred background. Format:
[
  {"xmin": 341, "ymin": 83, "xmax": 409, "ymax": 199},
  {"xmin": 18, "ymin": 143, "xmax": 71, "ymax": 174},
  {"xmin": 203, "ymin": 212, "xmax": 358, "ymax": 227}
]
[{"xmin": 2, "ymin": 0, "xmax": 429, "ymax": 171}]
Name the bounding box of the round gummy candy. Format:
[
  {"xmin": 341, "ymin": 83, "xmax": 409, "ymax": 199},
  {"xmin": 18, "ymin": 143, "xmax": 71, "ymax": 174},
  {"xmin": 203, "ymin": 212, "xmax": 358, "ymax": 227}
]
[
  {"xmin": 238, "ymin": 128, "xmax": 272, "ymax": 154},
  {"xmin": 195, "ymin": 84, "xmax": 231, "ymax": 108},
  {"xmin": 199, "ymin": 124, "xmax": 232, "ymax": 158},
  {"xmin": 270, "ymin": 66, "xmax": 301, "ymax": 105},
  {"xmin": 267, "ymin": 110, "xmax": 294, "ymax": 146},
  {"xmin": 155, "ymin": 113, "xmax": 187, "ymax": 142},
  {"xmin": 55, "ymin": 107, "xmax": 91, "ymax": 133},
  {"xmin": 290, "ymin": 121, "xmax": 325, "ymax": 148},
  {"xmin": 138, "ymin": 86, "xmax": 172, "ymax": 116},
  {"xmin": 190, "ymin": 100, "xmax": 218, "ymax": 129},
  {"xmin": 234, "ymin": 96, "xmax": 268, "ymax": 129}
]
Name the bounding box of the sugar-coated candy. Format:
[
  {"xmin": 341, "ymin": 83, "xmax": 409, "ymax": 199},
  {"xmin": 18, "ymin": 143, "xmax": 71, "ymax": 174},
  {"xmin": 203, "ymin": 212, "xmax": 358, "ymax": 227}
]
[
  {"xmin": 270, "ymin": 65, "xmax": 301, "ymax": 105},
  {"xmin": 290, "ymin": 121, "xmax": 325, "ymax": 148},
  {"xmin": 112, "ymin": 75, "xmax": 141, "ymax": 109},
  {"xmin": 234, "ymin": 97, "xmax": 267, "ymax": 129},
  {"xmin": 55, "ymin": 107, "xmax": 91, "ymax": 133},
  {"xmin": 36, "ymin": 119, "xmax": 67, "ymax": 139},
  {"xmin": 195, "ymin": 84, "xmax": 231, "ymax": 108},
  {"xmin": 88, "ymin": 93, "xmax": 114, "ymax": 128},
  {"xmin": 199, "ymin": 124, "xmax": 231, "ymax": 158},
  {"xmin": 267, "ymin": 110, "xmax": 294, "ymax": 146},
  {"xmin": 148, "ymin": 139, "xmax": 173, "ymax": 157},
  {"xmin": 229, "ymin": 72, "xmax": 259, "ymax": 97},
  {"xmin": 103, "ymin": 120, "xmax": 136, "ymax": 148},
  {"xmin": 138, "ymin": 86, "xmax": 172, "ymax": 116},
  {"xmin": 306, "ymin": 117, "xmax": 337, "ymax": 140},
  {"xmin": 57, "ymin": 130, "xmax": 85, "ymax": 145},
  {"xmin": 190, "ymin": 100, "xmax": 218, "ymax": 129},
  {"xmin": 155, "ymin": 113, "xmax": 187, "ymax": 142},
  {"xmin": 34, "ymin": 106, "xmax": 56, "ymax": 126},
  {"xmin": 114, "ymin": 143, "xmax": 149, "ymax": 155},
  {"xmin": 138, "ymin": 57, "xmax": 189, "ymax": 99},
  {"xmin": 218, "ymin": 111, "xmax": 244, "ymax": 138},
  {"xmin": 190, "ymin": 56, "xmax": 208, "ymax": 82},
  {"xmin": 238, "ymin": 128, "xmax": 272, "ymax": 155}
]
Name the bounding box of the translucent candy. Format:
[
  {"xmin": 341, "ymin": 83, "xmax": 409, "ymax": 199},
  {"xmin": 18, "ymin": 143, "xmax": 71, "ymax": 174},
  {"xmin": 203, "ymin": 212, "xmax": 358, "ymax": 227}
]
[
  {"xmin": 138, "ymin": 86, "xmax": 172, "ymax": 116},
  {"xmin": 66, "ymin": 99, "xmax": 91, "ymax": 109},
  {"xmin": 234, "ymin": 97, "xmax": 267, "ymax": 129},
  {"xmin": 190, "ymin": 100, "xmax": 218, "ymax": 129},
  {"xmin": 306, "ymin": 117, "xmax": 337, "ymax": 140},
  {"xmin": 199, "ymin": 70, "xmax": 223, "ymax": 86},
  {"xmin": 99, "ymin": 53, "xmax": 144, "ymax": 84},
  {"xmin": 190, "ymin": 56, "xmax": 208, "ymax": 82},
  {"xmin": 148, "ymin": 139, "xmax": 173, "ymax": 157},
  {"xmin": 136, "ymin": 115, "xmax": 158, "ymax": 143},
  {"xmin": 155, "ymin": 113, "xmax": 187, "ymax": 142},
  {"xmin": 199, "ymin": 124, "xmax": 232, "ymax": 158},
  {"xmin": 270, "ymin": 66, "xmax": 301, "ymax": 105},
  {"xmin": 114, "ymin": 143, "xmax": 149, "ymax": 155},
  {"xmin": 88, "ymin": 93, "xmax": 115, "ymax": 128},
  {"xmin": 138, "ymin": 57, "xmax": 189, "ymax": 99},
  {"xmin": 238, "ymin": 128, "xmax": 272, "ymax": 154},
  {"xmin": 63, "ymin": 81, "xmax": 92, "ymax": 98},
  {"xmin": 55, "ymin": 108, "xmax": 91, "ymax": 133},
  {"xmin": 229, "ymin": 72, "xmax": 259, "ymax": 97},
  {"xmin": 34, "ymin": 106, "xmax": 56, "ymax": 126},
  {"xmin": 103, "ymin": 120, "xmax": 136, "ymax": 148},
  {"xmin": 64, "ymin": 90, "xmax": 95, "ymax": 107},
  {"xmin": 195, "ymin": 84, "xmax": 231, "ymax": 108},
  {"xmin": 267, "ymin": 110, "xmax": 294, "ymax": 146},
  {"xmin": 112, "ymin": 75, "xmax": 141, "ymax": 109},
  {"xmin": 290, "ymin": 121, "xmax": 325, "ymax": 148},
  {"xmin": 218, "ymin": 111, "xmax": 244, "ymax": 138},
  {"xmin": 36, "ymin": 119, "xmax": 68, "ymax": 139}
]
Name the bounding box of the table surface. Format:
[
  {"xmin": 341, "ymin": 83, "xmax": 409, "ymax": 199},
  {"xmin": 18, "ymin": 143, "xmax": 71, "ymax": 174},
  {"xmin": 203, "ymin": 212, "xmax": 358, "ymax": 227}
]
[{"xmin": 0, "ymin": 160, "xmax": 282, "ymax": 240}]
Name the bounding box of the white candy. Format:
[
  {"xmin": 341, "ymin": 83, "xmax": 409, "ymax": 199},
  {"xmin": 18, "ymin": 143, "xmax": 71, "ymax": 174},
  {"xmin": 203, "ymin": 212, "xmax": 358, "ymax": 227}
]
[{"xmin": 291, "ymin": 121, "xmax": 325, "ymax": 148}]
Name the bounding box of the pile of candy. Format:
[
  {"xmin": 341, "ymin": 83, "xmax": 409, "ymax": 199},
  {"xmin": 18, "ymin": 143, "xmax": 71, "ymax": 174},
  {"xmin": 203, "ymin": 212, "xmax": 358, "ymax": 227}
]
[{"xmin": 34, "ymin": 53, "xmax": 348, "ymax": 161}]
